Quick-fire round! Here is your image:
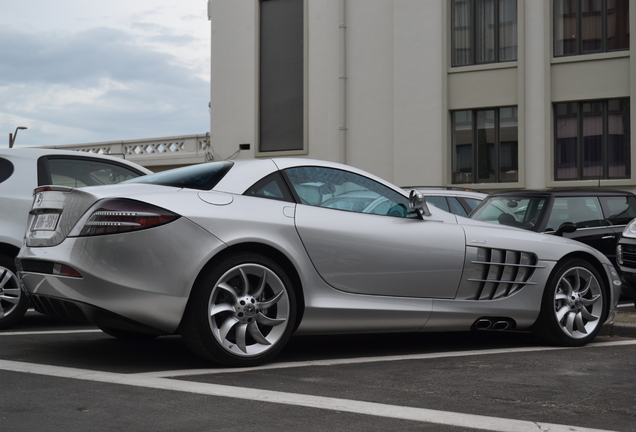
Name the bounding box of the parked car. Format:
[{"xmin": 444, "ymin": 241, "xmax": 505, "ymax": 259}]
[
  {"xmin": 616, "ymin": 219, "xmax": 636, "ymax": 304},
  {"xmin": 470, "ymin": 189, "xmax": 636, "ymax": 295},
  {"xmin": 16, "ymin": 159, "xmax": 619, "ymax": 366},
  {"xmin": 0, "ymin": 147, "xmax": 152, "ymax": 328},
  {"xmin": 402, "ymin": 187, "xmax": 487, "ymax": 216}
]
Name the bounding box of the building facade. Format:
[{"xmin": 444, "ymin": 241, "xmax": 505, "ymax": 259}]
[{"xmin": 207, "ymin": 0, "xmax": 634, "ymax": 190}]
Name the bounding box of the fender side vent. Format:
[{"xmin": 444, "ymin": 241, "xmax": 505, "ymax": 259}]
[{"xmin": 466, "ymin": 247, "xmax": 542, "ymax": 300}]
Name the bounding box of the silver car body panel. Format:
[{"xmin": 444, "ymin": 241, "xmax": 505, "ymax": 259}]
[
  {"xmin": 294, "ymin": 204, "xmax": 465, "ymax": 298},
  {"xmin": 19, "ymin": 218, "xmax": 227, "ymax": 332},
  {"xmin": 16, "ymin": 158, "xmax": 621, "ymax": 337}
]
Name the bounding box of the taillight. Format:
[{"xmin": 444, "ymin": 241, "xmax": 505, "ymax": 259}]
[
  {"xmin": 78, "ymin": 199, "xmax": 179, "ymax": 236},
  {"xmin": 53, "ymin": 264, "xmax": 83, "ymax": 278}
]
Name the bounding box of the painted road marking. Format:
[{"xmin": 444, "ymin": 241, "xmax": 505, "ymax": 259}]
[
  {"xmin": 0, "ymin": 329, "xmax": 101, "ymax": 336},
  {"xmin": 140, "ymin": 338, "xmax": 636, "ymax": 377},
  {"xmin": 0, "ymin": 359, "xmax": 618, "ymax": 432}
]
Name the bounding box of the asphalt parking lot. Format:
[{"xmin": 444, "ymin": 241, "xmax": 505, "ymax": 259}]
[{"xmin": 2, "ymin": 305, "xmax": 636, "ymax": 432}]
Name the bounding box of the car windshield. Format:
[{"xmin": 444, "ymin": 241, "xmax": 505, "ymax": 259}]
[
  {"xmin": 471, "ymin": 196, "xmax": 547, "ymax": 230},
  {"xmin": 125, "ymin": 161, "xmax": 233, "ymax": 190}
]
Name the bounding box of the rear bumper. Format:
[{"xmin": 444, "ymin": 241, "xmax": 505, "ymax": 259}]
[
  {"xmin": 16, "ymin": 218, "xmax": 227, "ymax": 333},
  {"xmin": 27, "ymin": 293, "xmax": 165, "ymax": 335}
]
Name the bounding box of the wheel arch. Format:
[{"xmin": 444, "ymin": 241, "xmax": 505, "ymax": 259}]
[
  {"xmin": 554, "ymin": 251, "xmax": 613, "ymax": 321},
  {"xmin": 0, "ymin": 243, "xmax": 19, "ymax": 260},
  {"xmin": 189, "ymin": 242, "xmax": 305, "ymax": 331},
  {"xmin": 557, "ymin": 251, "xmax": 610, "ymax": 290}
]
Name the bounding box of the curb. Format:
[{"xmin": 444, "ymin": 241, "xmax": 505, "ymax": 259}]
[{"xmin": 600, "ymin": 321, "xmax": 636, "ymax": 338}]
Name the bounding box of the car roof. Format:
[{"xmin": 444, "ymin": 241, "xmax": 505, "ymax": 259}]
[
  {"xmin": 402, "ymin": 187, "xmax": 487, "ymax": 199},
  {"xmin": 486, "ymin": 188, "xmax": 635, "ymax": 198}
]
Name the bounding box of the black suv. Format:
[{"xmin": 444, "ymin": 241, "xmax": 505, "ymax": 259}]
[
  {"xmin": 616, "ymin": 220, "xmax": 636, "ymax": 301},
  {"xmin": 470, "ymin": 189, "xmax": 636, "ymax": 295}
]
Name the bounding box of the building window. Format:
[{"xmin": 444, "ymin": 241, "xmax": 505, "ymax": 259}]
[
  {"xmin": 555, "ymin": 98, "xmax": 630, "ymax": 180},
  {"xmin": 259, "ymin": 0, "xmax": 304, "ymax": 152},
  {"xmin": 451, "ymin": 0, "xmax": 518, "ymax": 67},
  {"xmin": 452, "ymin": 107, "xmax": 518, "ymax": 184},
  {"xmin": 554, "ymin": 0, "xmax": 629, "ymax": 57}
]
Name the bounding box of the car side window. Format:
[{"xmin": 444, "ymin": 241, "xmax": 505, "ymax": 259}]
[
  {"xmin": 448, "ymin": 197, "xmax": 468, "ymax": 216},
  {"xmin": 425, "ymin": 196, "xmax": 449, "ymax": 212},
  {"xmin": 284, "ymin": 166, "xmax": 416, "ymax": 218},
  {"xmin": 463, "ymin": 198, "xmax": 482, "ymax": 212},
  {"xmin": 600, "ymin": 196, "xmax": 636, "ymax": 226},
  {"xmin": 244, "ymin": 172, "xmax": 294, "ymax": 202},
  {"xmin": 547, "ymin": 197, "xmax": 605, "ymax": 230},
  {"xmin": 0, "ymin": 158, "xmax": 14, "ymax": 184},
  {"xmin": 44, "ymin": 157, "xmax": 144, "ymax": 187}
]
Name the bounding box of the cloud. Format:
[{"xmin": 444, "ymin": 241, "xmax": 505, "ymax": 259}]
[{"xmin": 0, "ymin": 24, "xmax": 209, "ymax": 147}]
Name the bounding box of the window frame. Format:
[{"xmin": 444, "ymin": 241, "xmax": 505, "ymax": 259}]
[
  {"xmin": 451, "ymin": 0, "xmax": 518, "ymax": 67},
  {"xmin": 451, "ymin": 106, "xmax": 519, "ymax": 184},
  {"xmin": 257, "ymin": 0, "xmax": 308, "ymax": 156},
  {"xmin": 553, "ymin": 98, "xmax": 631, "ymax": 181},
  {"xmin": 553, "ymin": 0, "xmax": 630, "ymax": 57}
]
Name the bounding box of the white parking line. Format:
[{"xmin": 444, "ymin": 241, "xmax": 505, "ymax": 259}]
[
  {"xmin": 141, "ymin": 338, "xmax": 636, "ymax": 377},
  {"xmin": 0, "ymin": 329, "xmax": 101, "ymax": 336},
  {"xmin": 0, "ymin": 358, "xmax": 618, "ymax": 432}
]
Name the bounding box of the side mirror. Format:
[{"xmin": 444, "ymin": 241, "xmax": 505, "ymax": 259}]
[
  {"xmin": 409, "ymin": 190, "xmax": 431, "ymax": 216},
  {"xmin": 555, "ymin": 221, "xmax": 577, "ymax": 237}
]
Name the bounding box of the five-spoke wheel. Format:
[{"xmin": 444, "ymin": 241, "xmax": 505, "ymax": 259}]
[
  {"xmin": 181, "ymin": 252, "xmax": 296, "ymax": 366},
  {"xmin": 534, "ymin": 258, "xmax": 607, "ymax": 346}
]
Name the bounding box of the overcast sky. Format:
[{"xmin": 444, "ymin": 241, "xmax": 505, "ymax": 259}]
[{"xmin": 1, "ymin": 0, "xmax": 210, "ymax": 148}]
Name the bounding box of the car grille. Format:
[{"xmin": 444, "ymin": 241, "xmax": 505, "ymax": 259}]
[
  {"xmin": 620, "ymin": 243, "xmax": 636, "ymax": 269},
  {"xmin": 461, "ymin": 247, "xmax": 541, "ymax": 300}
]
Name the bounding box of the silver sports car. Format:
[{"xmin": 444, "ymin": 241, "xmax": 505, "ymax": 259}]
[{"xmin": 16, "ymin": 159, "xmax": 620, "ymax": 366}]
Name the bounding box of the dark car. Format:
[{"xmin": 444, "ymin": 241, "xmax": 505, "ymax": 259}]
[
  {"xmin": 470, "ymin": 189, "xmax": 636, "ymax": 294},
  {"xmin": 616, "ymin": 219, "xmax": 636, "ymax": 304}
]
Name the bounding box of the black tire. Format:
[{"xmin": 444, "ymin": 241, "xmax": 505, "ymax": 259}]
[
  {"xmin": 0, "ymin": 254, "xmax": 29, "ymax": 329},
  {"xmin": 98, "ymin": 326, "xmax": 159, "ymax": 340},
  {"xmin": 533, "ymin": 258, "xmax": 608, "ymax": 346},
  {"xmin": 181, "ymin": 252, "xmax": 296, "ymax": 367}
]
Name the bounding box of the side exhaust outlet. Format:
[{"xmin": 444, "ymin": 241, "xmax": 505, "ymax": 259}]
[{"xmin": 471, "ymin": 317, "xmax": 516, "ymax": 331}]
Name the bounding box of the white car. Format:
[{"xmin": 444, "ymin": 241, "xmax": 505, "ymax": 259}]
[
  {"xmin": 0, "ymin": 147, "xmax": 152, "ymax": 328},
  {"xmin": 404, "ymin": 187, "xmax": 487, "ymax": 216}
]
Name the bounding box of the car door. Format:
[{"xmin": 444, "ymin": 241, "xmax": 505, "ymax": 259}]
[{"xmin": 284, "ymin": 166, "xmax": 466, "ymax": 299}]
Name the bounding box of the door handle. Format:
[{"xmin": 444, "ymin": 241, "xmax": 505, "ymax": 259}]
[{"xmin": 601, "ymin": 235, "xmax": 615, "ymax": 240}]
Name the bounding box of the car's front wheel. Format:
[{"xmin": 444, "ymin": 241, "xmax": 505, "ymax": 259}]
[
  {"xmin": 181, "ymin": 252, "xmax": 296, "ymax": 367},
  {"xmin": 533, "ymin": 258, "xmax": 608, "ymax": 346},
  {"xmin": 0, "ymin": 254, "xmax": 29, "ymax": 329}
]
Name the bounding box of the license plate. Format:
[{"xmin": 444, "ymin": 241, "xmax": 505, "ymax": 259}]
[{"xmin": 32, "ymin": 213, "xmax": 60, "ymax": 231}]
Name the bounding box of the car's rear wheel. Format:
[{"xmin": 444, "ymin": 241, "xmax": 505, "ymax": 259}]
[
  {"xmin": 533, "ymin": 258, "xmax": 607, "ymax": 346},
  {"xmin": 181, "ymin": 252, "xmax": 296, "ymax": 367},
  {"xmin": 0, "ymin": 254, "xmax": 29, "ymax": 329}
]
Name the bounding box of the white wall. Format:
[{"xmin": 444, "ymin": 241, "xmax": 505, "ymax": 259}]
[{"xmin": 208, "ymin": 0, "xmax": 634, "ymax": 191}]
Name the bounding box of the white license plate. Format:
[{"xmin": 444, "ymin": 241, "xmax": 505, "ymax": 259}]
[{"xmin": 32, "ymin": 213, "xmax": 60, "ymax": 231}]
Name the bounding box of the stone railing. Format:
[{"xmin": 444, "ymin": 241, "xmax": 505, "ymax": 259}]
[{"xmin": 41, "ymin": 133, "xmax": 212, "ymax": 171}]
